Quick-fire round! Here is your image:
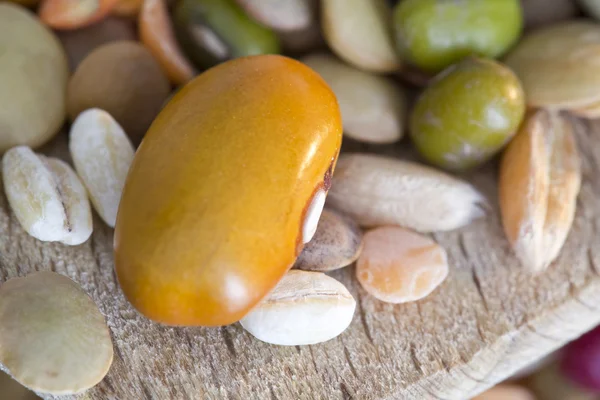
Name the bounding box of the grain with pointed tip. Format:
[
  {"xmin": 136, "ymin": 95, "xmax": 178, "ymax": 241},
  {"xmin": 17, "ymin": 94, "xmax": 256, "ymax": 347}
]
[
  {"xmin": 499, "ymin": 110, "xmax": 581, "ymax": 272},
  {"xmin": 328, "ymin": 153, "xmax": 487, "ymax": 232}
]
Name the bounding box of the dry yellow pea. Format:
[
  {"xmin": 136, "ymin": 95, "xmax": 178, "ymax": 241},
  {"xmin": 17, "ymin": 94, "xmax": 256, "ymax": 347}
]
[
  {"xmin": 499, "ymin": 110, "xmax": 581, "ymax": 272},
  {"xmin": 356, "ymin": 226, "xmax": 448, "ymax": 304}
]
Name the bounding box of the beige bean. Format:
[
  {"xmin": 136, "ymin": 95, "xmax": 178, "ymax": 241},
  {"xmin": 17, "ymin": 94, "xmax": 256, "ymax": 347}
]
[
  {"xmin": 302, "ymin": 53, "xmax": 406, "ymax": 144},
  {"xmin": 321, "ymin": 0, "xmax": 400, "ymax": 73},
  {"xmin": 328, "ymin": 153, "xmax": 487, "ymax": 232}
]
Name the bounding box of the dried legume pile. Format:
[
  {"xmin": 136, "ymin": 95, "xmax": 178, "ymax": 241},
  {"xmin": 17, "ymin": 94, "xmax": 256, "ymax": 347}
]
[{"xmin": 0, "ymin": 0, "xmax": 598, "ymax": 398}]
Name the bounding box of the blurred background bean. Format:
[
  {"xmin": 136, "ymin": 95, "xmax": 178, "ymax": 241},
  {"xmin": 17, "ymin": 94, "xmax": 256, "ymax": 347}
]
[
  {"xmin": 235, "ymin": 0, "xmax": 314, "ymax": 32},
  {"xmin": 173, "ymin": 0, "xmax": 280, "ymax": 70},
  {"xmin": 67, "ymin": 41, "xmax": 170, "ymax": 144},
  {"xmin": 39, "ymin": 0, "xmax": 120, "ymax": 30},
  {"xmin": 321, "ymin": 0, "xmax": 400, "ymax": 73},
  {"xmin": 57, "ymin": 16, "xmax": 136, "ymax": 71},
  {"xmin": 521, "ymin": 0, "xmax": 579, "ymax": 29},
  {"xmin": 302, "ymin": 53, "xmax": 406, "ymax": 144},
  {"xmin": 139, "ymin": 0, "xmax": 197, "ymax": 85},
  {"xmin": 0, "ymin": 4, "xmax": 68, "ymax": 153},
  {"xmin": 393, "ymin": 0, "xmax": 523, "ymax": 74}
]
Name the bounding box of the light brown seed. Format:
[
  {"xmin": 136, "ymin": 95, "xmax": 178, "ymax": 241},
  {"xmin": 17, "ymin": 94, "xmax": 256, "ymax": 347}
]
[
  {"xmin": 504, "ymin": 21, "xmax": 600, "ymax": 109},
  {"xmin": 67, "ymin": 40, "xmax": 171, "ymax": 144},
  {"xmin": 356, "ymin": 226, "xmax": 448, "ymax": 304},
  {"xmin": 328, "ymin": 153, "xmax": 487, "ymax": 232},
  {"xmin": 57, "ymin": 16, "xmax": 136, "ymax": 71},
  {"xmin": 294, "ymin": 208, "xmax": 362, "ymax": 272},
  {"xmin": 499, "ymin": 110, "xmax": 581, "ymax": 272},
  {"xmin": 0, "ymin": 272, "xmax": 113, "ymax": 395}
]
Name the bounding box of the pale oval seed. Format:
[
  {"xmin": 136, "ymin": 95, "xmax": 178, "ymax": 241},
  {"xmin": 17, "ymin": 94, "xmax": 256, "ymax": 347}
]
[
  {"xmin": 321, "ymin": 0, "xmax": 400, "ymax": 73},
  {"xmin": 294, "ymin": 208, "xmax": 363, "ymax": 272},
  {"xmin": 0, "ymin": 272, "xmax": 113, "ymax": 395},
  {"xmin": 504, "ymin": 21, "xmax": 600, "ymax": 109},
  {"xmin": 302, "ymin": 53, "xmax": 406, "ymax": 144},
  {"xmin": 2, "ymin": 146, "xmax": 92, "ymax": 245},
  {"xmin": 328, "ymin": 153, "xmax": 487, "ymax": 232},
  {"xmin": 69, "ymin": 108, "xmax": 135, "ymax": 228},
  {"xmin": 240, "ymin": 270, "xmax": 356, "ymax": 346},
  {"xmin": 356, "ymin": 226, "xmax": 448, "ymax": 304}
]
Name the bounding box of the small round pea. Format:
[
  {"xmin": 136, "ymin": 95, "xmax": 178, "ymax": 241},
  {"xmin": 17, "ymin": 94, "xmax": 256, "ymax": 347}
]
[
  {"xmin": 393, "ymin": 0, "xmax": 523, "ymax": 73},
  {"xmin": 410, "ymin": 57, "xmax": 525, "ymax": 171}
]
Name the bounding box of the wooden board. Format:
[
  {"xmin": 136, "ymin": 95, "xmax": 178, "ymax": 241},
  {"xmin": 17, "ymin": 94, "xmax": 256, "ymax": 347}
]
[{"xmin": 1, "ymin": 115, "xmax": 600, "ymax": 400}]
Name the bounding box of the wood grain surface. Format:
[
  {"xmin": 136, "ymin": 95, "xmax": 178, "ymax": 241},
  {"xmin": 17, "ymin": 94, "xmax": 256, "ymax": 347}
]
[{"xmin": 1, "ymin": 115, "xmax": 600, "ymax": 400}]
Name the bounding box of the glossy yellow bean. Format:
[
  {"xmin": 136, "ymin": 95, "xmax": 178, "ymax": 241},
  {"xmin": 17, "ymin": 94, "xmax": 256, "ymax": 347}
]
[{"xmin": 115, "ymin": 55, "xmax": 342, "ymax": 326}]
